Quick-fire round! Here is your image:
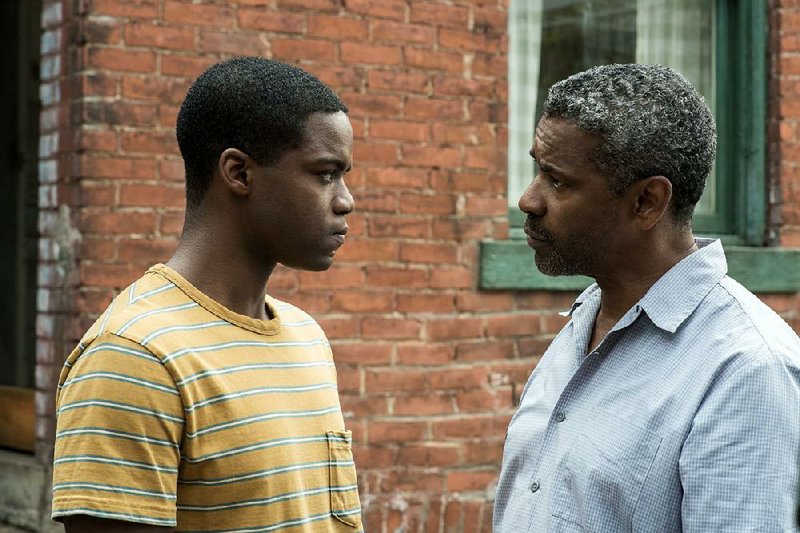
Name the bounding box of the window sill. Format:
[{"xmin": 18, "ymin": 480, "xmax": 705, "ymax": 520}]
[{"xmin": 479, "ymin": 240, "xmax": 800, "ymax": 294}]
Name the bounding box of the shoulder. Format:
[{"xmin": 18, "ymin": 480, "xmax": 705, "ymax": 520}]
[{"xmin": 713, "ymin": 277, "xmax": 800, "ymax": 362}]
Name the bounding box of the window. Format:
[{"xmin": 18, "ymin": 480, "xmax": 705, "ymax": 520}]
[
  {"xmin": 507, "ymin": 0, "xmax": 766, "ymax": 246},
  {"xmin": 0, "ymin": 0, "xmax": 41, "ymax": 453},
  {"xmin": 483, "ymin": 1, "xmax": 800, "ymax": 292}
]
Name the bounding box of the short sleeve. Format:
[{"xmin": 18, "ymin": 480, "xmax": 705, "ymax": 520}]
[{"xmin": 52, "ymin": 333, "xmax": 184, "ymax": 527}]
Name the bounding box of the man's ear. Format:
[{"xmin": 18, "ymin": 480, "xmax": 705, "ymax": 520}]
[
  {"xmin": 629, "ymin": 176, "xmax": 672, "ymax": 231},
  {"xmin": 218, "ymin": 148, "xmax": 255, "ymax": 197}
]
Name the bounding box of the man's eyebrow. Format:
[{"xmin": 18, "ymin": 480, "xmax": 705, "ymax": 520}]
[{"xmin": 312, "ymin": 157, "xmax": 351, "ymax": 171}]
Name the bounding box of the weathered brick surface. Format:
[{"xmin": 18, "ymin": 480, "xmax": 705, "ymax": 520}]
[{"xmin": 33, "ymin": 2, "xmax": 799, "ymax": 532}]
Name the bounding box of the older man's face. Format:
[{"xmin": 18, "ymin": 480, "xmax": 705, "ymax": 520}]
[{"xmin": 519, "ymin": 117, "xmax": 628, "ymax": 278}]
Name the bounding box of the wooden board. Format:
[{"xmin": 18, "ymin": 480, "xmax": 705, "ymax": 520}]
[{"xmin": 0, "ymin": 386, "xmax": 35, "ymax": 453}]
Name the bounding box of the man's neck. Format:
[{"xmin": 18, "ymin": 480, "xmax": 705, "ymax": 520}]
[
  {"xmin": 166, "ymin": 221, "xmax": 276, "ymax": 321},
  {"xmin": 590, "ymin": 234, "xmax": 697, "ymax": 345}
]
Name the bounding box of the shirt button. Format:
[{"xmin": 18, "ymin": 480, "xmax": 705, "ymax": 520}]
[
  {"xmin": 555, "ymin": 412, "xmax": 566, "ymax": 423},
  {"xmin": 530, "ymin": 481, "xmax": 540, "ymax": 493}
]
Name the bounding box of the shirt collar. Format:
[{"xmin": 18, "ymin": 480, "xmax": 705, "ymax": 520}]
[{"xmin": 562, "ymin": 239, "xmax": 727, "ymax": 333}]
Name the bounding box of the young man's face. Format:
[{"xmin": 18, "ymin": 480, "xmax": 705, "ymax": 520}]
[
  {"xmin": 519, "ymin": 116, "xmax": 628, "ymax": 278},
  {"xmin": 247, "ymin": 111, "xmax": 354, "ymax": 271}
]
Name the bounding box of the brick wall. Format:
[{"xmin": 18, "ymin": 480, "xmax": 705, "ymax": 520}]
[{"xmin": 35, "ymin": 1, "xmax": 799, "ymax": 532}]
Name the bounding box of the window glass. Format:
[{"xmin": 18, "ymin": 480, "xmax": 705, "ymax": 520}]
[{"xmin": 508, "ymin": 0, "xmax": 716, "ymax": 217}]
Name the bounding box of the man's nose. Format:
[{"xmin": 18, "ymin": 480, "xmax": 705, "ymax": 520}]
[
  {"xmin": 518, "ymin": 175, "xmax": 544, "ymax": 216},
  {"xmin": 333, "ymin": 180, "xmax": 355, "ymax": 215}
]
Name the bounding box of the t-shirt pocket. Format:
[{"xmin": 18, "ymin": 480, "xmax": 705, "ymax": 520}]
[
  {"xmin": 551, "ymin": 410, "xmax": 662, "ymax": 531},
  {"xmin": 327, "ymin": 430, "xmax": 362, "ymax": 528}
]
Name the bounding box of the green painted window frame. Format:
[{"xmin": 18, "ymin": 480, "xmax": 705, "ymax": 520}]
[{"xmin": 488, "ymin": 0, "xmax": 800, "ymax": 294}]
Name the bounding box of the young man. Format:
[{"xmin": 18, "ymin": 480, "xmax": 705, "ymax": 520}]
[
  {"xmin": 494, "ymin": 64, "xmax": 800, "ymax": 531},
  {"xmin": 51, "ymin": 58, "xmax": 362, "ymax": 532}
]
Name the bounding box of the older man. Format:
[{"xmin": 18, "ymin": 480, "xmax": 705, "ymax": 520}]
[{"xmin": 494, "ymin": 64, "xmax": 800, "ymax": 532}]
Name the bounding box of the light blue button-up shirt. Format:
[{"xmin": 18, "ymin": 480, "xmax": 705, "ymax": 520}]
[{"xmin": 494, "ymin": 239, "xmax": 800, "ymax": 532}]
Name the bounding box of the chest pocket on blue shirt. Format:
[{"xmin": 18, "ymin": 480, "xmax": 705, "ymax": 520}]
[{"xmin": 551, "ymin": 409, "xmax": 662, "ymax": 531}]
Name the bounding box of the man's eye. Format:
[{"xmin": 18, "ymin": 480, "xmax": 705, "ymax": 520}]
[
  {"xmin": 318, "ymin": 170, "xmax": 338, "ymax": 182},
  {"xmin": 550, "ymin": 177, "xmax": 562, "ymax": 188}
]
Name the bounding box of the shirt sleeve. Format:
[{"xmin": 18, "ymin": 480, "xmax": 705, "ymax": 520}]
[
  {"xmin": 679, "ymin": 353, "xmax": 800, "ymax": 532},
  {"xmin": 52, "ymin": 333, "xmax": 184, "ymax": 527}
]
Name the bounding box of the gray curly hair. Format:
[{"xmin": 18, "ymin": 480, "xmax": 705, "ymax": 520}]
[{"xmin": 543, "ymin": 63, "xmax": 716, "ymax": 226}]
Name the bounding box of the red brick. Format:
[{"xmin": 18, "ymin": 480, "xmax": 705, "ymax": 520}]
[
  {"xmin": 455, "ymin": 340, "xmax": 515, "ymax": 362},
  {"xmin": 485, "ymin": 313, "xmax": 542, "ymax": 337},
  {"xmin": 336, "ymin": 238, "xmax": 398, "ymax": 262},
  {"xmin": 396, "ymin": 294, "xmax": 455, "ymax": 314},
  {"xmin": 237, "ymin": 9, "xmax": 306, "ymax": 32},
  {"xmin": 368, "ymin": 421, "xmax": 427, "ymax": 444},
  {"xmin": 362, "ymin": 317, "xmax": 422, "ymax": 339},
  {"xmin": 396, "ymin": 342, "xmax": 455, "ymax": 365},
  {"xmin": 92, "ymin": 0, "xmax": 159, "ymax": 18},
  {"xmin": 399, "ymin": 192, "xmax": 456, "ymax": 215},
  {"xmin": 401, "ymin": 145, "xmax": 462, "ymax": 168},
  {"xmin": 342, "ymin": 93, "xmax": 403, "ymax": 117},
  {"xmin": 276, "ymin": 0, "xmax": 339, "ymax": 11},
  {"xmin": 353, "ymin": 445, "xmax": 395, "ymax": 468},
  {"xmin": 121, "ymin": 131, "xmax": 179, "ymax": 154},
  {"xmin": 366, "ymin": 368, "xmax": 428, "ymax": 394},
  {"xmin": 197, "ymin": 31, "xmax": 270, "ymax": 55},
  {"xmin": 83, "ymin": 101, "xmax": 158, "ymax": 126},
  {"xmin": 405, "ymin": 97, "xmax": 464, "ymax": 120},
  {"xmin": 331, "ymin": 291, "xmax": 394, "ymax": 313},
  {"xmin": 160, "ymin": 55, "xmax": 217, "ymax": 77},
  {"xmin": 272, "ymin": 38, "xmax": 336, "ymax": 61},
  {"xmin": 344, "ymin": 0, "xmax": 406, "ymax": 20},
  {"xmin": 434, "ymin": 75, "xmax": 496, "ymax": 97},
  {"xmin": 446, "ymin": 470, "xmax": 497, "ymax": 492},
  {"xmin": 298, "ymin": 267, "xmax": 365, "ymax": 289},
  {"xmin": 426, "ymin": 317, "xmax": 483, "ymax": 341},
  {"xmin": 117, "ymin": 238, "xmax": 178, "ymax": 261},
  {"xmin": 125, "ymin": 23, "xmax": 195, "ymax": 49},
  {"xmin": 316, "ymin": 317, "xmax": 359, "ymax": 339},
  {"xmin": 371, "ymin": 119, "xmax": 430, "ymax": 142},
  {"xmin": 439, "ymin": 28, "xmax": 502, "ymax": 53},
  {"xmin": 432, "ymin": 219, "xmax": 493, "ymax": 240},
  {"xmin": 79, "ymin": 129, "xmax": 117, "ymax": 152},
  {"xmin": 119, "ymin": 184, "xmax": 185, "ymax": 208},
  {"xmin": 83, "ymin": 19, "xmax": 122, "ymax": 44},
  {"xmin": 355, "ymin": 190, "xmax": 397, "ymax": 212},
  {"xmin": 430, "ymin": 267, "xmax": 474, "ymax": 289},
  {"xmin": 464, "ymin": 196, "xmax": 506, "ymax": 216},
  {"xmin": 397, "ymin": 443, "xmax": 461, "ymax": 466},
  {"xmin": 80, "ymin": 262, "xmax": 144, "ymax": 288},
  {"xmin": 368, "ymin": 216, "xmax": 429, "ymax": 238},
  {"xmin": 122, "ymin": 76, "xmax": 192, "ymax": 104},
  {"xmin": 456, "ymin": 293, "xmax": 513, "ymax": 312},
  {"xmin": 308, "ymin": 15, "xmax": 368, "ymax": 39},
  {"xmin": 89, "ymin": 48, "xmax": 157, "ymax": 73},
  {"xmin": 81, "ymin": 211, "xmax": 158, "ymax": 235},
  {"xmin": 164, "ymin": 1, "xmax": 235, "ymax": 27},
  {"xmin": 81, "ymin": 156, "xmax": 156, "ymax": 180},
  {"xmin": 373, "ymin": 21, "xmax": 436, "ymax": 44},
  {"xmin": 366, "ymin": 267, "xmax": 429, "ymax": 288},
  {"xmin": 394, "ymin": 394, "xmax": 453, "ymax": 415},
  {"xmin": 368, "ymin": 70, "xmax": 429, "ymax": 93},
  {"xmin": 410, "ymin": 2, "xmax": 470, "ymax": 28},
  {"xmin": 429, "ymin": 367, "xmax": 489, "ymax": 390},
  {"xmin": 456, "ymin": 388, "xmax": 512, "ymax": 412},
  {"xmin": 331, "ymin": 342, "xmax": 393, "ymax": 365},
  {"xmin": 366, "ymin": 167, "xmax": 429, "ymax": 189},
  {"xmin": 341, "ymin": 42, "xmax": 403, "ymax": 66},
  {"xmin": 353, "ymin": 140, "xmax": 400, "ymax": 165},
  {"xmin": 404, "ymin": 47, "xmax": 464, "ymax": 73},
  {"xmin": 399, "ymin": 242, "xmax": 459, "ymax": 264},
  {"xmin": 159, "ymin": 212, "xmax": 185, "ymax": 236}
]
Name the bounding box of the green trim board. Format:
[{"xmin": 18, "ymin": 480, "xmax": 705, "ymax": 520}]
[{"xmin": 480, "ymin": 240, "xmax": 800, "ymax": 294}]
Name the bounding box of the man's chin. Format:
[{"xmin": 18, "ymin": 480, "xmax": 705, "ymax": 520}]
[{"xmin": 534, "ymin": 251, "xmax": 573, "ymax": 277}]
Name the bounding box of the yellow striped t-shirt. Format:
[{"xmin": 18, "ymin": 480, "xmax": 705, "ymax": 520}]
[{"xmin": 52, "ymin": 264, "xmax": 362, "ymax": 532}]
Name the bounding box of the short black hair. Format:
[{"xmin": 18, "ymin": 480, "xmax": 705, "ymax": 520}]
[
  {"xmin": 176, "ymin": 57, "xmax": 348, "ymax": 209},
  {"xmin": 544, "ymin": 64, "xmax": 716, "ymax": 227}
]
